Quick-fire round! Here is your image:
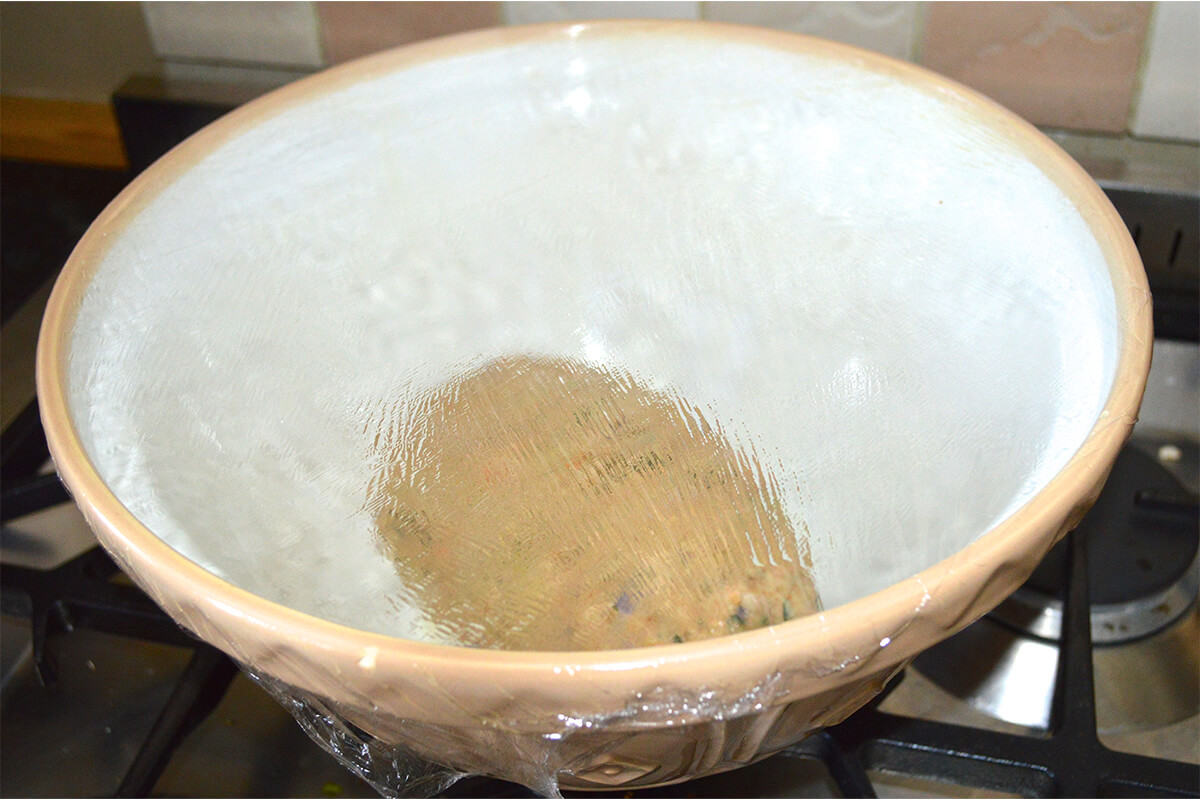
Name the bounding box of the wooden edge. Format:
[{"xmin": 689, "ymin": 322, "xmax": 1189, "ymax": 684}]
[{"xmin": 1, "ymin": 95, "xmax": 129, "ymax": 170}]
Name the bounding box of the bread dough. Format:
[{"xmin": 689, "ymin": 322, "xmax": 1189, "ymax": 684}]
[{"xmin": 373, "ymin": 355, "xmax": 818, "ymax": 651}]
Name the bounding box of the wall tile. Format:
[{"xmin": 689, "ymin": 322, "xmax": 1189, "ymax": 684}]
[
  {"xmin": 703, "ymin": 1, "xmax": 920, "ymax": 61},
  {"xmin": 503, "ymin": 2, "xmax": 699, "ymax": 26},
  {"xmin": 920, "ymin": 2, "xmax": 1152, "ymax": 133},
  {"xmin": 1131, "ymin": 3, "xmax": 1200, "ymax": 142},
  {"xmin": 317, "ymin": 2, "xmax": 502, "ymax": 65},
  {"xmin": 142, "ymin": 1, "xmax": 323, "ymax": 68}
]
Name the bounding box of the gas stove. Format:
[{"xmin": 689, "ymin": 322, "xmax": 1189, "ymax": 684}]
[{"xmin": 1, "ymin": 82, "xmax": 1197, "ymax": 798}]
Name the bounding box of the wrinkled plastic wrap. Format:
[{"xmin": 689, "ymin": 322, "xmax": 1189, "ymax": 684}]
[
  {"xmin": 239, "ymin": 657, "xmax": 903, "ymax": 798},
  {"xmin": 48, "ymin": 21, "xmax": 1141, "ymax": 799},
  {"xmin": 244, "ymin": 666, "xmax": 467, "ymax": 798}
]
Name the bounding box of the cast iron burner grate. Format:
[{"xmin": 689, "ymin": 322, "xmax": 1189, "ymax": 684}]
[{"xmin": 2, "ymin": 399, "xmax": 1198, "ymax": 798}]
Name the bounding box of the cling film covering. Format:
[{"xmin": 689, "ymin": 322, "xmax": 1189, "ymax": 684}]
[
  {"xmin": 44, "ymin": 20, "xmax": 1142, "ymax": 800},
  {"xmin": 243, "ymin": 661, "xmax": 812, "ymax": 798},
  {"xmin": 371, "ymin": 355, "xmax": 819, "ymax": 652},
  {"xmin": 246, "ymin": 666, "xmax": 468, "ymax": 798}
]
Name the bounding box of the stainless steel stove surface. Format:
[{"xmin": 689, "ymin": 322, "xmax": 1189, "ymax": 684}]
[{"xmin": 2, "ymin": 127, "xmax": 1198, "ymax": 797}]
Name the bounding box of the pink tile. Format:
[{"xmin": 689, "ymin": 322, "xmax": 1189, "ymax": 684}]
[
  {"xmin": 704, "ymin": 1, "xmax": 920, "ymax": 61},
  {"xmin": 317, "ymin": 2, "xmax": 502, "ymax": 65},
  {"xmin": 920, "ymin": 2, "xmax": 1152, "ymax": 133}
]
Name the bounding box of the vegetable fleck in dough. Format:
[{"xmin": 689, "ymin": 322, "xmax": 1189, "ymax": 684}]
[{"xmin": 374, "ymin": 355, "xmax": 818, "ymax": 650}]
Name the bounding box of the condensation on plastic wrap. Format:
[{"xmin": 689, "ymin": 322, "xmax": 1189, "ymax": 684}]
[{"xmin": 63, "ymin": 24, "xmax": 1127, "ymax": 650}]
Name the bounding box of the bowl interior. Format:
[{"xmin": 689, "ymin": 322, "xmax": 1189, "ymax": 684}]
[{"xmin": 63, "ymin": 27, "xmax": 1119, "ymax": 645}]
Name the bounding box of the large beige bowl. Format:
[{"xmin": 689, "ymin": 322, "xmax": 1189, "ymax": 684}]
[{"xmin": 38, "ymin": 21, "xmax": 1150, "ymax": 793}]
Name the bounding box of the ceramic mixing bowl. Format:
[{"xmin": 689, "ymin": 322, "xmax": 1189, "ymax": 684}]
[{"xmin": 37, "ymin": 20, "xmax": 1150, "ymax": 794}]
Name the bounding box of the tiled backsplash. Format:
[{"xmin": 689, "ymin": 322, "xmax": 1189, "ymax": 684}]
[
  {"xmin": 921, "ymin": 2, "xmax": 1152, "ymax": 134},
  {"xmin": 142, "ymin": 2, "xmax": 324, "ymax": 68},
  {"xmin": 702, "ymin": 2, "xmax": 923, "ymax": 61},
  {"xmin": 503, "ymin": 2, "xmax": 700, "ymax": 24},
  {"xmin": 134, "ymin": 0, "xmax": 1195, "ymax": 143},
  {"xmin": 2, "ymin": 1, "xmax": 1196, "ymax": 143},
  {"xmin": 317, "ymin": 2, "xmax": 501, "ymax": 65}
]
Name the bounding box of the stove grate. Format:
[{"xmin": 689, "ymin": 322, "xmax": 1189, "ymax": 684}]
[
  {"xmin": 2, "ymin": 417, "xmax": 1197, "ymax": 798},
  {"xmin": 815, "ymin": 532, "xmax": 1200, "ymax": 798}
]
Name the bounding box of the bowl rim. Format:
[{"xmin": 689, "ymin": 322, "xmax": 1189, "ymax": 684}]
[{"xmin": 36, "ymin": 19, "xmax": 1152, "ymax": 719}]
